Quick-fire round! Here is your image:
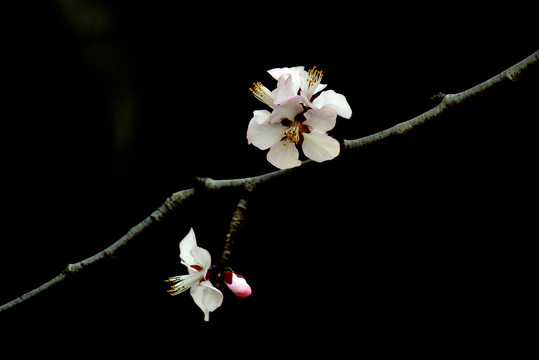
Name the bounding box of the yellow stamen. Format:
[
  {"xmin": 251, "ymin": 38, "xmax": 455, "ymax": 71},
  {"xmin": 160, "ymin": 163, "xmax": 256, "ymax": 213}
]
[
  {"xmin": 282, "ymin": 121, "xmax": 303, "ymax": 145},
  {"xmin": 249, "ymin": 82, "xmax": 275, "ymax": 108},
  {"xmin": 306, "ymin": 66, "xmax": 323, "ymax": 88}
]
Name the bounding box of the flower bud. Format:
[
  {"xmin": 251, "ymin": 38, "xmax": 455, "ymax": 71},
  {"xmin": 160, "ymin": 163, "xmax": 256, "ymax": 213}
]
[{"xmin": 224, "ymin": 271, "xmax": 252, "ymax": 298}]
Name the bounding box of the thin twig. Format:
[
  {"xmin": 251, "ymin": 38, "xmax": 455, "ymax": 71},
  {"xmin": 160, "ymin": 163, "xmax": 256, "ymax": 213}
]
[
  {"xmin": 1, "ymin": 50, "xmax": 537, "ymax": 314},
  {"xmin": 214, "ymin": 191, "xmax": 251, "ymax": 288},
  {"xmin": 219, "ymin": 195, "xmax": 249, "ymax": 267}
]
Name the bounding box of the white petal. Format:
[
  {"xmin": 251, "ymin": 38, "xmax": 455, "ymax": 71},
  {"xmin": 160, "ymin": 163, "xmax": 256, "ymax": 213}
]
[
  {"xmin": 302, "ymin": 131, "xmax": 340, "ymax": 163},
  {"xmin": 268, "ymin": 95, "xmax": 303, "ymax": 124},
  {"xmin": 252, "ymin": 109, "xmax": 271, "ymax": 125},
  {"xmin": 267, "ymin": 66, "xmax": 304, "ymax": 82},
  {"xmin": 190, "ymin": 284, "xmax": 209, "ymax": 321},
  {"xmin": 179, "ymin": 228, "xmax": 197, "ymax": 266},
  {"xmin": 300, "ymin": 91, "xmax": 314, "ymax": 109},
  {"xmin": 190, "ymin": 281, "xmax": 224, "ymax": 322},
  {"xmin": 190, "ymin": 246, "xmax": 212, "ymax": 271},
  {"xmin": 247, "ymin": 118, "xmax": 286, "ymax": 150},
  {"xmin": 313, "ymin": 83, "xmax": 327, "ymax": 95},
  {"xmin": 303, "ymin": 107, "xmax": 337, "ymax": 133},
  {"xmin": 200, "ymin": 281, "xmax": 224, "ymax": 311},
  {"xmin": 266, "ymin": 139, "xmax": 302, "ymax": 169},
  {"xmin": 312, "ymin": 90, "xmax": 352, "ymax": 119}
]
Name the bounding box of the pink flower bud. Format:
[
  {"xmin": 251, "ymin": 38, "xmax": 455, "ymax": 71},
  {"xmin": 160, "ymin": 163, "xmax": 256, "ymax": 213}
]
[{"xmin": 224, "ymin": 271, "xmax": 252, "ymax": 298}]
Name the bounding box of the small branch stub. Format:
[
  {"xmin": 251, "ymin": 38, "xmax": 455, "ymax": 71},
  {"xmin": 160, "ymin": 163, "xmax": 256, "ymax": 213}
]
[
  {"xmin": 431, "ymin": 92, "xmax": 446, "ymax": 100},
  {"xmin": 215, "ymin": 193, "xmax": 250, "ymax": 288}
]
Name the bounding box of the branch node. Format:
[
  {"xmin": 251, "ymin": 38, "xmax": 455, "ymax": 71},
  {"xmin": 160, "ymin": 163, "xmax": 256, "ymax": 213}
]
[
  {"xmin": 505, "ymin": 68, "xmax": 520, "ymax": 82},
  {"xmin": 63, "ymin": 264, "xmax": 75, "ymax": 274},
  {"xmin": 194, "ymin": 176, "xmax": 208, "ymax": 188},
  {"xmin": 430, "ymin": 92, "xmax": 446, "ymax": 100},
  {"xmin": 105, "ymin": 249, "xmax": 118, "ymax": 260},
  {"xmin": 62, "ymin": 263, "xmax": 83, "ymax": 275},
  {"xmin": 194, "ymin": 177, "xmax": 224, "ymax": 191},
  {"xmin": 243, "ymin": 179, "xmax": 257, "ymax": 193}
]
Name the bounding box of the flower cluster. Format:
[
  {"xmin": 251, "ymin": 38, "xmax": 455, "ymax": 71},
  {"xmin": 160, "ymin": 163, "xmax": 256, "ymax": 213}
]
[
  {"xmin": 248, "ymin": 66, "xmax": 352, "ymax": 169},
  {"xmin": 165, "ymin": 67, "xmax": 351, "ymax": 321},
  {"xmin": 165, "ymin": 228, "xmax": 251, "ymax": 321}
]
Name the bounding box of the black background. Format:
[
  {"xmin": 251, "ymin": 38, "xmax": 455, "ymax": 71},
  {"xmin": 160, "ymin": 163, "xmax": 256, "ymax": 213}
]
[{"xmin": 1, "ymin": 1, "xmax": 537, "ymax": 357}]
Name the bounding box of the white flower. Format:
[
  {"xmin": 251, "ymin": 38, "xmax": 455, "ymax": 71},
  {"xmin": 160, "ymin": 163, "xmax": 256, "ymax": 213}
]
[
  {"xmin": 165, "ymin": 228, "xmax": 223, "ymax": 321},
  {"xmin": 248, "ymin": 66, "xmax": 352, "ymax": 169}
]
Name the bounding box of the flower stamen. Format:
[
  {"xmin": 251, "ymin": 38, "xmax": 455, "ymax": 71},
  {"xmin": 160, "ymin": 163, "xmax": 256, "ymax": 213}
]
[
  {"xmin": 307, "ymin": 67, "xmax": 323, "ymax": 87},
  {"xmin": 303, "ymin": 66, "xmax": 323, "ymax": 100},
  {"xmin": 282, "ymin": 121, "xmax": 305, "ymax": 145},
  {"xmin": 249, "ymin": 82, "xmax": 275, "ymax": 108},
  {"xmin": 165, "ymin": 273, "xmax": 204, "ymax": 296}
]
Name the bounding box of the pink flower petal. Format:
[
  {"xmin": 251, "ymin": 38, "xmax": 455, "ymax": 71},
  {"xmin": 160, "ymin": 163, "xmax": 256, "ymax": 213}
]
[
  {"xmin": 224, "ymin": 271, "xmax": 252, "ymax": 298},
  {"xmin": 272, "ymin": 74, "xmax": 299, "ymax": 105}
]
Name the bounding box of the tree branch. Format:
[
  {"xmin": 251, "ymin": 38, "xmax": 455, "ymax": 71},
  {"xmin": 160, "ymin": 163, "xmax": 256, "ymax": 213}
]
[
  {"xmin": 196, "ymin": 160, "xmax": 311, "ymax": 192},
  {"xmin": 1, "ymin": 50, "xmax": 537, "ymax": 314},
  {"xmin": 343, "ymin": 50, "xmax": 539, "ymax": 150},
  {"xmin": 0, "ymin": 188, "xmax": 196, "ymax": 313}
]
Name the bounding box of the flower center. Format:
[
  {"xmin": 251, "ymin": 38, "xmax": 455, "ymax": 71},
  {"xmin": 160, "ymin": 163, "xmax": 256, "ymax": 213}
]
[
  {"xmin": 282, "ymin": 120, "xmax": 308, "ymax": 145},
  {"xmin": 190, "ymin": 265, "xmax": 203, "ymax": 272}
]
